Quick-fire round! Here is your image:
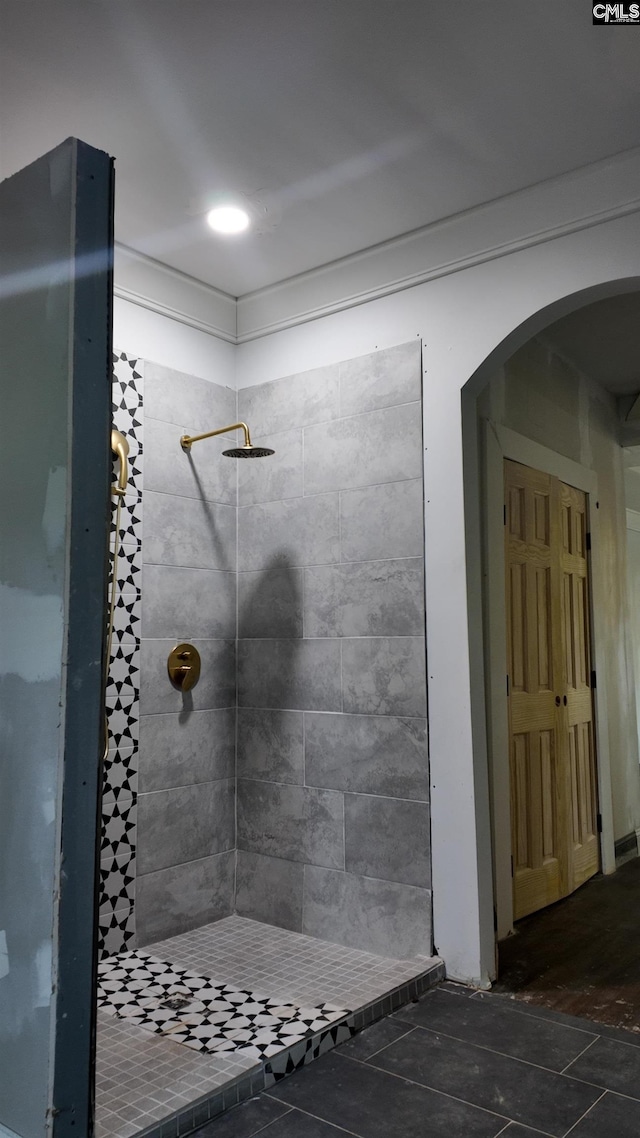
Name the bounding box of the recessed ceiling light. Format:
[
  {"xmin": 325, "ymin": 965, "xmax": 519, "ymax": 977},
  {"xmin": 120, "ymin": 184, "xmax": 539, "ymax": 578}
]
[{"xmin": 206, "ymin": 205, "xmax": 251, "ymax": 235}]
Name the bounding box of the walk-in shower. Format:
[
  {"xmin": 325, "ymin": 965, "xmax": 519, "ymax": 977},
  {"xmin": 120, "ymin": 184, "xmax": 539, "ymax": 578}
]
[{"xmin": 96, "ymin": 343, "xmax": 436, "ymax": 1138}]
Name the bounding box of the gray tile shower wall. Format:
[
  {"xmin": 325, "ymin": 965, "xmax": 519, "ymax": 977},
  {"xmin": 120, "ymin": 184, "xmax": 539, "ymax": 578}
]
[
  {"xmin": 104, "ymin": 342, "xmax": 430, "ymax": 959},
  {"xmin": 136, "ymin": 362, "xmax": 237, "ymax": 944},
  {"xmin": 236, "ymin": 340, "xmax": 431, "ymax": 958}
]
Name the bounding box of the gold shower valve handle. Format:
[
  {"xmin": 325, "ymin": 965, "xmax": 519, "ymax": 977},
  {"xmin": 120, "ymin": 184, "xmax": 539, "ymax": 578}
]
[{"xmin": 167, "ymin": 643, "xmax": 201, "ymax": 692}]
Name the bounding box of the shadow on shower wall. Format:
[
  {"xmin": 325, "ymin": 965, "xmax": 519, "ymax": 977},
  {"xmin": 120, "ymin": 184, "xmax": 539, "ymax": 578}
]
[
  {"xmin": 102, "ymin": 340, "xmax": 432, "ymax": 962},
  {"xmin": 136, "ymin": 361, "xmax": 237, "ymax": 946}
]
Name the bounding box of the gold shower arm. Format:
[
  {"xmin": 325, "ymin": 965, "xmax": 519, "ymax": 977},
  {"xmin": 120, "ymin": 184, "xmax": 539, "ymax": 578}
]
[
  {"xmin": 180, "ymin": 422, "xmax": 252, "ymax": 452},
  {"xmin": 111, "ymin": 429, "xmax": 130, "ymax": 496}
]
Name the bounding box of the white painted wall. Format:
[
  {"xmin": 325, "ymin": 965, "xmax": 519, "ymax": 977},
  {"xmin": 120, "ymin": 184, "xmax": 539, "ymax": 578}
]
[
  {"xmin": 626, "ymin": 523, "xmax": 640, "ymax": 776},
  {"xmin": 236, "ymin": 293, "xmax": 426, "ymax": 388},
  {"xmin": 625, "ymin": 454, "xmax": 640, "ymax": 770},
  {"xmin": 114, "ymin": 295, "xmax": 235, "ymax": 388}
]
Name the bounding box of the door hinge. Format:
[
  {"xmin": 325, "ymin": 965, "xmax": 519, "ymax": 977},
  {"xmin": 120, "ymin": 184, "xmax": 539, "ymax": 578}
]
[
  {"xmin": 503, "ymin": 503, "xmax": 507, "ymax": 525},
  {"xmin": 510, "ymin": 855, "xmax": 514, "ymax": 877},
  {"xmin": 591, "ymin": 670, "xmax": 597, "ymax": 690},
  {"xmin": 597, "ymin": 813, "xmax": 603, "ymax": 834},
  {"xmin": 586, "ymin": 532, "xmax": 592, "ymax": 551},
  {"xmin": 506, "ymin": 674, "xmax": 510, "ymax": 696}
]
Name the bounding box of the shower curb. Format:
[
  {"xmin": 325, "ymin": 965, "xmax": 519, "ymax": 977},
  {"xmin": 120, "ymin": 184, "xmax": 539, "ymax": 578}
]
[{"xmin": 133, "ymin": 956, "xmax": 445, "ymax": 1138}]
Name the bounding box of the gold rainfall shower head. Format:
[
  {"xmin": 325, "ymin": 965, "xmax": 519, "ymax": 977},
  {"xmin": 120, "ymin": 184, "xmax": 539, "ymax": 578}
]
[{"xmin": 180, "ymin": 421, "xmax": 274, "ymax": 458}]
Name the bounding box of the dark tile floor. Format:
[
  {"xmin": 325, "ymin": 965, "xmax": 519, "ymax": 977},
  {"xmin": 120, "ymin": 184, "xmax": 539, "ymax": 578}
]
[{"xmin": 191, "ymin": 981, "xmax": 640, "ymax": 1138}]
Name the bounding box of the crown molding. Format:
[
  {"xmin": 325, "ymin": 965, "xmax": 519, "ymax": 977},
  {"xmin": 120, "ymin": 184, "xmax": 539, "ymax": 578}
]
[
  {"xmin": 236, "ymin": 146, "xmax": 640, "ymax": 343},
  {"xmin": 112, "ymin": 147, "xmax": 640, "ymax": 347},
  {"xmin": 113, "ymin": 243, "xmax": 237, "ymax": 343}
]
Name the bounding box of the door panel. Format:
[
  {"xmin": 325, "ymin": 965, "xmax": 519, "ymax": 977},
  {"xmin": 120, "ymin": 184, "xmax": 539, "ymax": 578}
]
[
  {"xmin": 505, "ymin": 463, "xmax": 565, "ymax": 920},
  {"xmin": 505, "ymin": 460, "xmax": 599, "ymax": 922},
  {"xmin": 559, "ymin": 482, "xmax": 599, "ymax": 892},
  {"xmin": 0, "ymin": 140, "xmax": 113, "ymax": 1137}
]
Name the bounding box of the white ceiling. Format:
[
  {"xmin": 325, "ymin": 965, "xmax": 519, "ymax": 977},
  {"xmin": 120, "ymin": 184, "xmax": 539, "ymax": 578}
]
[{"xmin": 2, "ymin": 0, "xmax": 640, "ymax": 299}]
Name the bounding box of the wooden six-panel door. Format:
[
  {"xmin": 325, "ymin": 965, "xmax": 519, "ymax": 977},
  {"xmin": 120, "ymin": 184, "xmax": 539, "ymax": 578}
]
[{"xmin": 505, "ymin": 460, "xmax": 599, "ymax": 921}]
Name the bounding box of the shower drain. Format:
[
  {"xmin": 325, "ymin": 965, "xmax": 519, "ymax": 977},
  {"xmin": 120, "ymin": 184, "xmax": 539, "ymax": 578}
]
[{"xmin": 161, "ymin": 995, "xmax": 191, "ymax": 1011}]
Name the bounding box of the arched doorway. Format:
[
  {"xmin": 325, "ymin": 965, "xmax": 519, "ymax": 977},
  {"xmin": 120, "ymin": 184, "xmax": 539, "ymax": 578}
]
[
  {"xmin": 459, "ymin": 292, "xmax": 640, "ymax": 1024},
  {"xmin": 438, "ymin": 275, "xmax": 640, "ymax": 990}
]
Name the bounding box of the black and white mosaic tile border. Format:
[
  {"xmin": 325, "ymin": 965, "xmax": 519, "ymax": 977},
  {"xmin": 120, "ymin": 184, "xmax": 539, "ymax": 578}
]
[
  {"xmin": 99, "ymin": 350, "xmax": 144, "ymax": 958},
  {"xmin": 131, "ymin": 958, "xmax": 445, "ymax": 1138},
  {"xmin": 98, "ymin": 951, "xmax": 348, "ymax": 1061}
]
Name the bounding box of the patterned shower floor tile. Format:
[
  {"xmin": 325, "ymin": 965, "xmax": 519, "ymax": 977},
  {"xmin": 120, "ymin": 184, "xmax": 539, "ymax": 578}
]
[{"xmin": 97, "ymin": 950, "xmax": 349, "ymax": 1061}]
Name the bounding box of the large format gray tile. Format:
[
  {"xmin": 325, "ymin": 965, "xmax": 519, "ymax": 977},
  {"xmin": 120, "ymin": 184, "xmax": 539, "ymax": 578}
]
[
  {"xmin": 369, "ymin": 1028, "xmax": 602, "ymax": 1137},
  {"xmin": 269, "ymin": 1050, "xmax": 501, "ymax": 1138},
  {"xmin": 258, "ymin": 1111, "xmax": 358, "ymax": 1138},
  {"xmin": 342, "ymin": 637, "xmax": 427, "ymax": 717},
  {"xmin": 237, "ymin": 709, "xmax": 304, "ymax": 785},
  {"xmin": 136, "ymin": 850, "xmax": 235, "ymax": 945},
  {"xmin": 395, "ymin": 988, "xmax": 597, "ymax": 1071},
  {"xmin": 144, "ymin": 491, "xmax": 236, "ymax": 570},
  {"xmin": 304, "ymin": 402, "xmax": 422, "ymax": 496},
  {"xmin": 565, "ymin": 1034, "xmax": 640, "ymax": 1096},
  {"xmin": 476, "ymin": 992, "xmax": 640, "ymax": 1049},
  {"xmin": 235, "ymin": 849, "xmax": 304, "ymax": 932},
  {"xmin": 137, "ymin": 778, "xmax": 235, "ymax": 874},
  {"xmin": 238, "ymin": 495, "xmax": 340, "ymax": 572},
  {"xmin": 142, "ymin": 564, "xmax": 236, "ymax": 639},
  {"xmin": 303, "ymin": 866, "xmax": 432, "ymax": 958},
  {"xmin": 339, "ymin": 341, "xmax": 422, "ymax": 417},
  {"xmin": 567, "ymin": 1093, "xmax": 640, "ymax": 1138},
  {"xmin": 498, "ymin": 1128, "xmax": 556, "ymax": 1138},
  {"xmin": 237, "ymin": 427, "xmax": 303, "ymax": 505},
  {"xmin": 138, "ymin": 708, "xmax": 235, "ymax": 792},
  {"xmin": 238, "ymin": 365, "xmax": 340, "ymax": 436},
  {"xmin": 337, "ymin": 1016, "xmax": 415, "ymax": 1062},
  {"xmin": 340, "ymin": 479, "xmax": 424, "ymax": 563},
  {"xmin": 140, "ymin": 638, "xmax": 235, "ymax": 714},
  {"xmin": 237, "ymin": 639, "xmax": 341, "ymax": 711},
  {"xmin": 237, "ymin": 780, "xmax": 344, "ymax": 869},
  {"xmin": 193, "ymin": 1096, "xmax": 293, "ymax": 1138},
  {"xmin": 144, "ymin": 361, "xmax": 236, "ymax": 434},
  {"xmin": 345, "ymin": 795, "xmax": 431, "ymax": 887},
  {"xmin": 238, "ymin": 567, "xmax": 303, "ymax": 638},
  {"xmin": 145, "ymin": 415, "xmax": 236, "ymax": 506},
  {"xmin": 304, "ymin": 559, "xmax": 424, "ymax": 638},
  {"xmin": 304, "ymin": 712, "xmax": 429, "ymax": 799}
]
